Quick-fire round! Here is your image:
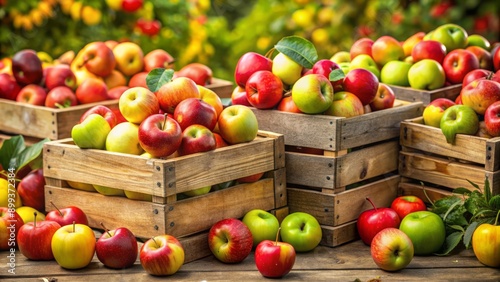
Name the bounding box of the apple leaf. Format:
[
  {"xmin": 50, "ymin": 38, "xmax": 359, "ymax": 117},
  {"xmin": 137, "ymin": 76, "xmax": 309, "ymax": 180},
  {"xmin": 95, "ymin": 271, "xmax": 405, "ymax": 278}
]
[
  {"xmin": 146, "ymin": 68, "xmax": 174, "ymax": 93},
  {"xmin": 329, "ymin": 68, "xmax": 345, "ymax": 82},
  {"xmin": 0, "ymin": 135, "xmax": 49, "ymax": 175},
  {"xmin": 274, "ymin": 36, "xmax": 318, "ymax": 69},
  {"xmin": 435, "ymin": 231, "xmax": 463, "ymax": 256},
  {"xmin": 463, "ymin": 221, "xmax": 478, "ymax": 248}
]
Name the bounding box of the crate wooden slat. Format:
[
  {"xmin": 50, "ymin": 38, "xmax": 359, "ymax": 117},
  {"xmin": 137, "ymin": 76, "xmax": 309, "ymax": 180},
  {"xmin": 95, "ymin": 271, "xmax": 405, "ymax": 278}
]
[
  {"xmin": 398, "ymin": 180, "xmax": 455, "ymax": 205},
  {"xmin": 207, "ymin": 78, "xmax": 233, "ymax": 98},
  {"xmin": 0, "ymin": 99, "xmax": 119, "ymax": 140},
  {"xmin": 388, "ymin": 84, "xmax": 461, "ymax": 106},
  {"xmin": 320, "ymin": 221, "xmax": 358, "ymax": 247}
]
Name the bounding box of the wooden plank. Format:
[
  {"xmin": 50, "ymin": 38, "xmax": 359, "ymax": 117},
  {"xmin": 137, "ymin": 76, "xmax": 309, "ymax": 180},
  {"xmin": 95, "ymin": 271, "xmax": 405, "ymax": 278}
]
[
  {"xmin": 398, "ymin": 180, "xmax": 454, "ymax": 204},
  {"xmin": 320, "ymin": 221, "xmax": 358, "ymax": 247},
  {"xmin": 207, "ymin": 77, "xmax": 233, "ymax": 98},
  {"xmin": 389, "ymin": 83, "xmax": 461, "ymax": 106}
]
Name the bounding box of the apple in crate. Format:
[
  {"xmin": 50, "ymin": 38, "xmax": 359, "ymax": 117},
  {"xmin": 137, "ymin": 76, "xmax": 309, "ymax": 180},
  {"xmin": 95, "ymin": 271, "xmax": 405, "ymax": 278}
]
[
  {"xmin": 45, "ymin": 86, "xmax": 78, "ymax": 108},
  {"xmin": 280, "ymin": 212, "xmax": 322, "ymax": 252},
  {"xmin": 408, "ymin": 59, "xmax": 446, "ymax": 90},
  {"xmin": 0, "ymin": 207, "xmax": 24, "ymax": 251},
  {"xmin": 422, "ymin": 98, "xmax": 456, "ymax": 128},
  {"xmin": 292, "ymin": 73, "xmax": 334, "ymax": 114},
  {"xmin": 277, "ymin": 95, "xmax": 302, "ymax": 113},
  {"xmin": 442, "ymin": 49, "xmax": 480, "ymax": 85},
  {"xmin": 119, "ymin": 86, "xmax": 160, "ymax": 124},
  {"xmin": 198, "ymin": 85, "xmax": 224, "ymax": 118},
  {"xmin": 80, "ymin": 105, "xmax": 118, "ymax": 129},
  {"xmin": 350, "ymin": 37, "xmax": 373, "ymax": 60},
  {"xmin": 357, "ymin": 197, "xmax": 401, "ymax": 246},
  {"xmin": 390, "ymin": 196, "xmax": 427, "ymax": 221},
  {"xmin": 177, "ymin": 124, "xmax": 216, "ymax": 156},
  {"xmin": 461, "ymin": 78, "xmax": 500, "ymax": 115},
  {"xmin": 128, "ymin": 71, "xmax": 148, "ymax": 88},
  {"xmin": 45, "ymin": 64, "xmax": 77, "ymax": 90},
  {"xmin": 411, "ymin": 40, "xmax": 447, "ymax": 64},
  {"xmin": 96, "ymin": 224, "xmax": 138, "ymax": 269},
  {"xmin": 440, "ymin": 105, "xmax": 479, "ymax": 144},
  {"xmin": 112, "ymin": 42, "xmax": 144, "ymax": 77},
  {"xmin": 175, "ymin": 63, "xmax": 212, "ymax": 86},
  {"xmin": 143, "ymin": 49, "xmax": 175, "ymax": 72},
  {"xmin": 138, "ymin": 113, "xmax": 182, "ymax": 158},
  {"xmin": 380, "ymin": 61, "xmax": 412, "ymax": 87},
  {"xmin": 93, "ymin": 184, "xmax": 125, "ymax": 196},
  {"xmin": 369, "ymin": 83, "xmax": 395, "ymax": 111},
  {"xmin": 106, "ymin": 122, "xmax": 144, "ymax": 155},
  {"xmin": 217, "ymin": 105, "xmax": 258, "ymax": 145},
  {"xmin": 234, "ymin": 51, "xmax": 273, "ymax": 88},
  {"xmin": 466, "ymin": 46, "xmax": 493, "ymax": 70},
  {"xmin": 402, "ymin": 31, "xmax": 425, "ymax": 57},
  {"xmin": 255, "ymin": 229, "xmax": 296, "ymax": 278},
  {"xmin": 45, "ymin": 202, "xmax": 89, "ymax": 226},
  {"xmin": 371, "ymin": 35, "xmax": 406, "ymax": 67},
  {"xmin": 11, "ymin": 49, "xmax": 43, "ymax": 86},
  {"xmin": 323, "ymin": 91, "xmax": 364, "ymax": 118},
  {"xmin": 79, "ymin": 41, "xmax": 116, "ymax": 77},
  {"xmin": 462, "ymin": 69, "xmax": 495, "ymax": 87},
  {"xmin": 348, "ymin": 54, "xmax": 380, "ymax": 80},
  {"xmin": 208, "ymin": 218, "xmax": 253, "ymax": 263},
  {"xmin": 156, "ymin": 76, "xmax": 200, "ymax": 114},
  {"xmin": 174, "ymin": 98, "xmax": 217, "ymax": 131},
  {"xmin": 18, "ymin": 212, "xmax": 61, "ymax": 260},
  {"xmin": 428, "ymin": 23, "xmax": 468, "ymax": 52},
  {"xmin": 342, "ymin": 68, "xmax": 379, "ymax": 106},
  {"xmin": 140, "ymin": 235, "xmax": 185, "ymax": 276},
  {"xmin": 16, "ymin": 84, "xmax": 47, "ymax": 106},
  {"xmin": 484, "ymin": 101, "xmax": 500, "ymax": 137},
  {"xmin": 371, "ymin": 228, "xmax": 414, "ymax": 271},
  {"xmin": 51, "ymin": 223, "xmax": 96, "ymax": 269},
  {"xmin": 75, "ymin": 77, "xmax": 109, "ymax": 104},
  {"xmin": 17, "ymin": 168, "xmax": 45, "ymax": 212},
  {"xmin": 0, "ymin": 73, "xmax": 21, "ymax": 100},
  {"xmin": 272, "ymin": 52, "xmax": 303, "ymax": 86},
  {"xmin": 231, "ymin": 86, "xmax": 252, "ymax": 106},
  {"xmin": 245, "ymin": 70, "xmax": 283, "ymax": 109},
  {"xmin": 72, "ymin": 113, "xmax": 112, "ymax": 150},
  {"xmin": 312, "ymin": 59, "xmax": 343, "ymax": 90},
  {"xmin": 242, "ymin": 209, "xmax": 280, "ymax": 248},
  {"xmin": 399, "ymin": 211, "xmax": 446, "ymax": 255}
]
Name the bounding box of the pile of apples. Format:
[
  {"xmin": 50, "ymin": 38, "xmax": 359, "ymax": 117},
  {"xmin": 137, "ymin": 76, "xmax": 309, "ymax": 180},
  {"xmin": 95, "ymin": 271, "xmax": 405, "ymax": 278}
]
[
  {"xmin": 70, "ymin": 69, "xmax": 260, "ymax": 199},
  {"xmin": 0, "ymin": 40, "xmax": 214, "ymax": 110},
  {"xmin": 230, "ymin": 36, "xmax": 397, "ymax": 118},
  {"xmin": 330, "ymin": 23, "xmax": 500, "ymax": 91}
]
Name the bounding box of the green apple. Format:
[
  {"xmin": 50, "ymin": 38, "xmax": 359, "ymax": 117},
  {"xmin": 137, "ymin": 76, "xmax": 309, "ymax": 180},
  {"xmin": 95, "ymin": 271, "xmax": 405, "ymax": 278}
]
[
  {"xmin": 183, "ymin": 186, "xmax": 211, "ymax": 197},
  {"xmin": 380, "ymin": 60, "xmax": 412, "ymax": 86},
  {"xmin": 348, "ymin": 54, "xmax": 380, "ymax": 80},
  {"xmin": 93, "ymin": 184, "xmax": 125, "ymax": 196},
  {"xmin": 217, "ymin": 105, "xmax": 259, "ymax": 145},
  {"xmin": 429, "ymin": 23, "xmax": 468, "ymax": 52},
  {"xmin": 272, "ymin": 52, "xmax": 303, "ymax": 86},
  {"xmin": 440, "ymin": 105, "xmax": 479, "ymax": 144},
  {"xmin": 71, "ymin": 113, "xmax": 111, "ymax": 150},
  {"xmin": 466, "ymin": 34, "xmax": 491, "ymax": 51},
  {"xmin": 408, "ymin": 59, "xmax": 445, "ymax": 90},
  {"xmin": 242, "ymin": 209, "xmax": 280, "ymax": 248},
  {"xmin": 338, "ymin": 62, "xmax": 350, "ymax": 75},
  {"xmin": 330, "ymin": 51, "xmax": 351, "ymax": 64},
  {"xmin": 124, "ymin": 190, "xmax": 152, "ymax": 201},
  {"xmin": 105, "ymin": 122, "xmax": 144, "ymax": 155},
  {"xmin": 399, "ymin": 211, "xmax": 446, "ymax": 255},
  {"xmin": 291, "ymin": 73, "xmax": 334, "ymax": 114},
  {"xmin": 280, "ymin": 212, "xmax": 322, "ymax": 252}
]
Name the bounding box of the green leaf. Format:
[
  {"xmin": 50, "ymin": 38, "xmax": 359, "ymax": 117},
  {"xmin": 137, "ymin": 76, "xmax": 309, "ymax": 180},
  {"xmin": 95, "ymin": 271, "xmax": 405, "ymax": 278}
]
[
  {"xmin": 0, "ymin": 136, "xmax": 26, "ymax": 169},
  {"xmin": 483, "ymin": 177, "xmax": 491, "ymax": 202},
  {"xmin": 464, "ymin": 221, "xmax": 479, "ymax": 249},
  {"xmin": 274, "ymin": 35, "xmax": 318, "ymax": 69},
  {"xmin": 435, "ymin": 231, "xmax": 463, "ymax": 256},
  {"xmin": 452, "ymin": 187, "xmax": 473, "ymax": 195},
  {"xmin": 489, "ymin": 195, "xmax": 500, "ymax": 210},
  {"xmin": 16, "ymin": 138, "xmax": 50, "ymax": 172},
  {"xmin": 329, "ymin": 68, "xmax": 345, "ymax": 82},
  {"xmin": 146, "ymin": 68, "xmax": 174, "ymax": 92}
]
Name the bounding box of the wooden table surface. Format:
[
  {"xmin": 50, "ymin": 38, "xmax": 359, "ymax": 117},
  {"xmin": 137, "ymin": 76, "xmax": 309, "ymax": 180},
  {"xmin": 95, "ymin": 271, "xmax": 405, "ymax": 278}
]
[{"xmin": 1, "ymin": 239, "xmax": 499, "ymax": 281}]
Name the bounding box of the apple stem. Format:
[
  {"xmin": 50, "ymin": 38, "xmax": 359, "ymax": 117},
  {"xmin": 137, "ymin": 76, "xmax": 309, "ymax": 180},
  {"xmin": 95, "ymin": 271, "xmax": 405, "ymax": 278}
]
[
  {"xmin": 283, "ymin": 91, "xmax": 292, "ymax": 98},
  {"xmin": 275, "ymin": 227, "xmax": 281, "ymax": 246},
  {"xmin": 162, "ymin": 113, "xmax": 168, "ymax": 131},
  {"xmin": 421, "ymin": 182, "xmax": 434, "ymax": 206},
  {"xmin": 366, "ymin": 197, "xmax": 377, "ymax": 211},
  {"xmin": 264, "ymin": 48, "xmax": 275, "ymax": 59},
  {"xmin": 151, "ymin": 236, "xmax": 159, "ymax": 248},
  {"xmin": 33, "ymin": 212, "xmax": 37, "ymax": 228},
  {"xmin": 100, "ymin": 222, "xmax": 112, "ymax": 237},
  {"xmin": 72, "ymin": 221, "xmax": 76, "ymax": 233},
  {"xmin": 50, "ymin": 201, "xmax": 63, "ymax": 217}
]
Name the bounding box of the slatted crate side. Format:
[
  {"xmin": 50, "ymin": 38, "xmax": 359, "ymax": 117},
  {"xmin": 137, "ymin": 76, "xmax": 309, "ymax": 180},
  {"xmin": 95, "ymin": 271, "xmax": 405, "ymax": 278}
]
[
  {"xmin": 43, "ymin": 131, "xmax": 284, "ymax": 198},
  {"xmin": 251, "ymin": 100, "xmax": 423, "ymax": 151},
  {"xmin": 399, "ymin": 150, "xmax": 500, "ymax": 194},
  {"xmin": 45, "ymin": 168, "xmax": 286, "ymax": 239},
  {"xmin": 400, "ymin": 117, "xmax": 500, "ymax": 171},
  {"xmin": 287, "ymin": 175, "xmax": 399, "ymax": 227},
  {"xmin": 388, "ymin": 84, "xmax": 462, "ymax": 106},
  {"xmin": 320, "ymin": 221, "xmax": 358, "ymax": 247},
  {"xmin": 285, "ymin": 139, "xmax": 400, "ymax": 191},
  {"xmin": 0, "ymin": 98, "xmax": 119, "ymax": 140},
  {"xmin": 398, "ymin": 179, "xmax": 455, "ymax": 205}
]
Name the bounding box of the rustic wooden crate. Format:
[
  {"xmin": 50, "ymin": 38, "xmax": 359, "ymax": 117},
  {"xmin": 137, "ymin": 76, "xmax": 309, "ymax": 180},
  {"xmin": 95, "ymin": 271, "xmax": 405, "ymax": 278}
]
[
  {"xmin": 208, "ymin": 78, "xmax": 233, "ymax": 98},
  {"xmin": 388, "ymin": 84, "xmax": 461, "ymax": 106},
  {"xmin": 0, "ymin": 99, "xmax": 119, "ymax": 140},
  {"xmin": 399, "ymin": 117, "xmax": 500, "ymax": 194},
  {"xmin": 398, "ymin": 178, "xmax": 455, "ymax": 205},
  {"xmin": 0, "ymin": 132, "xmax": 44, "ymax": 146},
  {"xmin": 43, "ymin": 131, "xmax": 286, "ymax": 239}
]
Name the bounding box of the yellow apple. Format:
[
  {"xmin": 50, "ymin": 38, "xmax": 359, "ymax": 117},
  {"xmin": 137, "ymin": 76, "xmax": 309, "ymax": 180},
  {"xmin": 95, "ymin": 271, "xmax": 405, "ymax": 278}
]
[
  {"xmin": 0, "ymin": 178, "xmax": 22, "ymax": 208},
  {"xmin": 16, "ymin": 206, "xmax": 45, "ymax": 223},
  {"xmin": 105, "ymin": 122, "xmax": 144, "ymax": 155},
  {"xmin": 113, "ymin": 42, "xmax": 144, "ymax": 77},
  {"xmin": 66, "ymin": 180, "xmax": 96, "ymax": 192},
  {"xmin": 93, "ymin": 184, "xmax": 125, "ymax": 196},
  {"xmin": 124, "ymin": 190, "xmax": 152, "ymax": 201},
  {"xmin": 197, "ymin": 85, "xmax": 223, "ymax": 118}
]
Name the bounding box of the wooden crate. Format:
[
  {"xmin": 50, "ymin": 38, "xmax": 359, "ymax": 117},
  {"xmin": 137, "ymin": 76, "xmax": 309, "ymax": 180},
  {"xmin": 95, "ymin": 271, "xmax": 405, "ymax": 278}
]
[
  {"xmin": 43, "ymin": 131, "xmax": 286, "ymax": 239},
  {"xmin": 388, "ymin": 84, "xmax": 461, "ymax": 106},
  {"xmin": 0, "ymin": 99, "xmax": 118, "ymax": 140},
  {"xmin": 399, "ymin": 117, "xmax": 500, "ymax": 194},
  {"xmin": 208, "ymin": 78, "xmax": 233, "ymax": 98}
]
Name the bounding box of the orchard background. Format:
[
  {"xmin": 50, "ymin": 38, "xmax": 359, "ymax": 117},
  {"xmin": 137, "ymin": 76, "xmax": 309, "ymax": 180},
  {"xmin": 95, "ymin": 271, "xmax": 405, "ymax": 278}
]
[{"xmin": 0, "ymin": 0, "xmax": 498, "ymax": 82}]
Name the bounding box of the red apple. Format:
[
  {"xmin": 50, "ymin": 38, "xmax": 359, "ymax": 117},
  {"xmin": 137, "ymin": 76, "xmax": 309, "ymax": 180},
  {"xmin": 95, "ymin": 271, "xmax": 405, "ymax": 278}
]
[
  {"xmin": 138, "ymin": 113, "xmax": 183, "ymax": 158},
  {"xmin": 217, "ymin": 105, "xmax": 259, "ymax": 145},
  {"xmin": 44, "ymin": 64, "xmax": 77, "ymax": 91},
  {"xmin": 255, "ymin": 233, "xmax": 296, "ymax": 278},
  {"xmin": 492, "ymin": 44, "xmax": 500, "ymax": 71},
  {"xmin": 11, "ymin": 49, "xmax": 43, "ymax": 86},
  {"xmin": 462, "ymin": 69, "xmax": 495, "ymax": 87},
  {"xmin": 343, "ymin": 68, "xmax": 379, "ymax": 106},
  {"xmin": 370, "ymin": 227, "xmax": 414, "ymax": 272},
  {"xmin": 230, "ymin": 86, "xmax": 252, "ymax": 106},
  {"xmin": 17, "ymin": 212, "xmax": 61, "ymax": 260},
  {"xmin": 484, "ymin": 100, "xmax": 500, "ymax": 137},
  {"xmin": 357, "ymin": 197, "xmax": 401, "ymax": 245},
  {"xmin": 96, "ymin": 224, "xmax": 138, "ymax": 269},
  {"xmin": 455, "ymin": 94, "xmax": 463, "ymax": 105},
  {"xmin": 245, "ymin": 70, "xmax": 283, "ymax": 109},
  {"xmin": 369, "ymin": 83, "xmax": 396, "ymax": 111},
  {"xmin": 311, "ymin": 59, "xmax": 343, "ymax": 90},
  {"xmin": 0, "ymin": 73, "xmax": 21, "ymax": 100},
  {"xmin": 45, "ymin": 86, "xmax": 78, "ymax": 108},
  {"xmin": 411, "ymin": 40, "xmax": 447, "ymax": 64},
  {"xmin": 422, "ymin": 98, "xmax": 456, "ymax": 128},
  {"xmin": 466, "ymin": 46, "xmax": 494, "ymax": 70},
  {"xmin": 107, "ymin": 86, "xmax": 129, "ymax": 100},
  {"xmin": 128, "ymin": 71, "xmax": 148, "ymax": 88},
  {"xmin": 45, "ymin": 202, "xmax": 89, "ymax": 226},
  {"xmin": 277, "ymin": 95, "xmax": 303, "ymax": 113},
  {"xmin": 80, "ymin": 105, "xmax": 118, "ymax": 129},
  {"xmin": 372, "ymin": 35, "xmax": 406, "ymax": 67},
  {"xmin": 75, "ymin": 77, "xmax": 109, "ymax": 104},
  {"xmin": 237, "ymin": 172, "xmax": 264, "ymax": 183},
  {"xmin": 234, "ymin": 52, "xmax": 273, "ymax": 88},
  {"xmin": 16, "ymin": 84, "xmax": 47, "ymax": 106},
  {"xmin": 390, "ymin": 195, "xmax": 427, "ymax": 221},
  {"xmin": 0, "ymin": 207, "xmax": 24, "ymax": 250},
  {"xmin": 140, "ymin": 235, "xmax": 185, "ymax": 276},
  {"xmin": 175, "ymin": 63, "xmax": 212, "ymax": 86},
  {"xmin": 122, "ymin": 0, "xmax": 144, "ymax": 12},
  {"xmin": 156, "ymin": 77, "xmax": 200, "ymax": 114},
  {"xmin": 208, "ymin": 218, "xmax": 253, "ymax": 263},
  {"xmin": 177, "ymin": 124, "xmax": 216, "ymax": 156},
  {"xmin": 173, "ymin": 98, "xmax": 217, "ymax": 131},
  {"xmin": 350, "ymin": 37, "xmax": 374, "ymax": 60},
  {"xmin": 213, "ymin": 132, "xmax": 229, "ymax": 148},
  {"xmin": 461, "ymin": 78, "xmax": 500, "ymax": 115},
  {"xmin": 442, "ymin": 49, "xmax": 480, "ymax": 85},
  {"xmin": 103, "ymin": 69, "xmax": 127, "ymax": 89},
  {"xmin": 324, "ymin": 91, "xmax": 364, "ymax": 117},
  {"xmin": 17, "ymin": 169, "xmax": 46, "ymax": 212},
  {"xmin": 143, "ymin": 49, "xmax": 175, "ymax": 72},
  {"xmin": 80, "ymin": 41, "xmax": 116, "ymax": 77}
]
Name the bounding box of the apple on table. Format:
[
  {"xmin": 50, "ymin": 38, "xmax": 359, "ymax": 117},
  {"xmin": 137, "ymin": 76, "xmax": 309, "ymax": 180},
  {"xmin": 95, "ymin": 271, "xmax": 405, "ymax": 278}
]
[
  {"xmin": 357, "ymin": 197, "xmax": 401, "ymax": 246},
  {"xmin": 280, "ymin": 212, "xmax": 322, "ymax": 252},
  {"xmin": 399, "ymin": 211, "xmax": 446, "ymax": 255},
  {"xmin": 371, "ymin": 227, "xmax": 414, "ymax": 271},
  {"xmin": 96, "ymin": 223, "xmax": 138, "ymax": 269},
  {"xmin": 51, "ymin": 222, "xmax": 96, "ymax": 269},
  {"xmin": 254, "ymin": 227, "xmax": 296, "ymax": 278},
  {"xmin": 140, "ymin": 234, "xmax": 185, "ymax": 276},
  {"xmin": 17, "ymin": 212, "xmax": 61, "ymax": 261},
  {"xmin": 242, "ymin": 209, "xmax": 280, "ymax": 248},
  {"xmin": 17, "ymin": 168, "xmax": 46, "ymax": 212},
  {"xmin": 45, "ymin": 201, "xmax": 89, "ymax": 226},
  {"xmin": 0, "ymin": 207, "xmax": 24, "ymax": 251},
  {"xmin": 208, "ymin": 218, "xmax": 253, "ymax": 263},
  {"xmin": 390, "ymin": 195, "xmax": 427, "ymax": 221}
]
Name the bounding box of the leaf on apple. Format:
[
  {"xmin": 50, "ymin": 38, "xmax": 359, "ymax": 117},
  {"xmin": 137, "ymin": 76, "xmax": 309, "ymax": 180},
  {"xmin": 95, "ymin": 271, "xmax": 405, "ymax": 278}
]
[
  {"xmin": 274, "ymin": 36, "xmax": 318, "ymax": 69},
  {"xmin": 146, "ymin": 68, "xmax": 174, "ymax": 92},
  {"xmin": 329, "ymin": 68, "xmax": 345, "ymax": 82},
  {"xmin": 0, "ymin": 135, "xmax": 50, "ymax": 175}
]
